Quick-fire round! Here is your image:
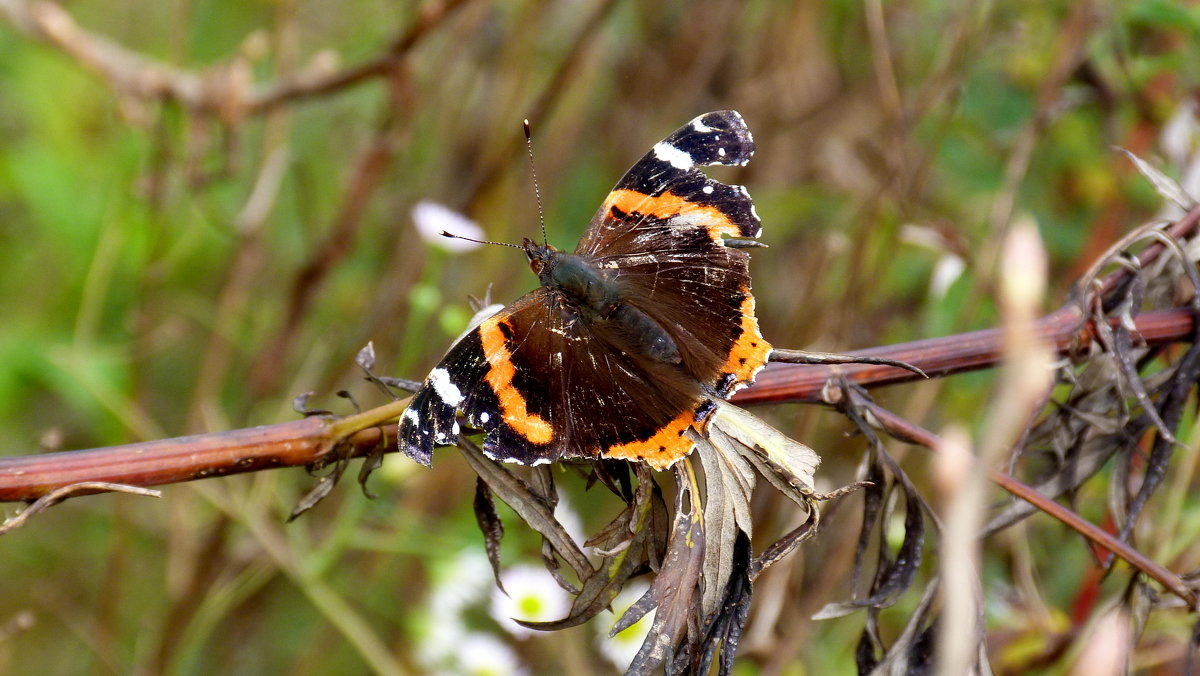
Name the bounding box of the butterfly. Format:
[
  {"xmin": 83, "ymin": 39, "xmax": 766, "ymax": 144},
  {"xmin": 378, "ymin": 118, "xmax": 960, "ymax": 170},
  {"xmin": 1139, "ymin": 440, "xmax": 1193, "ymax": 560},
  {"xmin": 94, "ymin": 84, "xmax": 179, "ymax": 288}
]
[{"xmin": 399, "ymin": 110, "xmax": 770, "ymax": 470}]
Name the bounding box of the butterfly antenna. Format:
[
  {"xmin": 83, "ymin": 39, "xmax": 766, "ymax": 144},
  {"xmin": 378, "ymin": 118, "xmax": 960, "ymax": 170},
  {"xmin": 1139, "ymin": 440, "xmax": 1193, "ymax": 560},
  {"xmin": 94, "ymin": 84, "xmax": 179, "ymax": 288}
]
[
  {"xmin": 439, "ymin": 231, "xmax": 523, "ymax": 249},
  {"xmin": 524, "ymin": 119, "xmax": 549, "ymax": 246}
]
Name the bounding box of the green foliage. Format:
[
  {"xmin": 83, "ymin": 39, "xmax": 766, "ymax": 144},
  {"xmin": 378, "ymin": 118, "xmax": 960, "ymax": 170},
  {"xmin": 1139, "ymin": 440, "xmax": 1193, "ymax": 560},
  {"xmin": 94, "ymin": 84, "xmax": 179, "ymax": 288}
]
[{"xmin": 1, "ymin": 0, "xmax": 1200, "ymax": 673}]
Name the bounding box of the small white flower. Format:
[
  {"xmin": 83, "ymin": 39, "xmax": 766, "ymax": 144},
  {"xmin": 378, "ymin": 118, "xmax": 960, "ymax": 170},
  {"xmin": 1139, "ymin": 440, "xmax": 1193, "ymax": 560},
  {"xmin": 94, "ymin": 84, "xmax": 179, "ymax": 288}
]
[
  {"xmin": 433, "ymin": 549, "xmax": 495, "ymax": 613},
  {"xmin": 929, "ymin": 253, "xmax": 966, "ymax": 300},
  {"xmin": 1162, "ymin": 99, "xmax": 1199, "ymax": 169},
  {"xmin": 596, "ymin": 581, "xmax": 655, "ymax": 671},
  {"xmin": 900, "ymin": 223, "xmax": 967, "ymax": 300},
  {"xmin": 412, "ymin": 200, "xmax": 485, "ymax": 252},
  {"xmin": 419, "ymin": 550, "xmax": 496, "ymax": 664},
  {"xmin": 457, "ymin": 633, "xmax": 529, "ymax": 676},
  {"xmin": 554, "ymin": 494, "xmax": 586, "ymax": 547},
  {"xmin": 490, "ymin": 564, "xmax": 571, "ymax": 639}
]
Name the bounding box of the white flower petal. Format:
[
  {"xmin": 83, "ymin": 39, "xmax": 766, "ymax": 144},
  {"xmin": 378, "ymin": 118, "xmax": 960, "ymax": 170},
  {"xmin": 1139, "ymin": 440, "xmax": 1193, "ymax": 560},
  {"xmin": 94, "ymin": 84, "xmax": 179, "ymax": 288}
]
[
  {"xmin": 412, "ymin": 200, "xmax": 486, "ymax": 253},
  {"xmin": 490, "ymin": 564, "xmax": 571, "ymax": 639},
  {"xmin": 418, "ymin": 549, "xmax": 497, "ymax": 664},
  {"xmin": 457, "ymin": 633, "xmax": 529, "ymax": 676},
  {"xmin": 596, "ymin": 581, "xmax": 654, "ymax": 671},
  {"xmin": 930, "ymin": 253, "xmax": 966, "ymax": 300},
  {"xmin": 1162, "ymin": 99, "xmax": 1199, "ymax": 169}
]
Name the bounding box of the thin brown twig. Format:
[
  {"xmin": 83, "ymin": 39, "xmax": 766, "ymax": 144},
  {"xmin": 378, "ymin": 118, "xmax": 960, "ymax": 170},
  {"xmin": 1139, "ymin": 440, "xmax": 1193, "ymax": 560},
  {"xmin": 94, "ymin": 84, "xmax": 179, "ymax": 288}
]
[
  {"xmin": 247, "ymin": 84, "xmax": 409, "ymax": 397},
  {"xmin": 0, "ymin": 482, "xmax": 160, "ymax": 535},
  {"xmin": 462, "ymin": 0, "xmax": 623, "ymax": 208},
  {"xmin": 244, "ymin": 0, "xmax": 474, "ymax": 114},
  {"xmin": 0, "ymin": 0, "xmax": 474, "ymax": 121}
]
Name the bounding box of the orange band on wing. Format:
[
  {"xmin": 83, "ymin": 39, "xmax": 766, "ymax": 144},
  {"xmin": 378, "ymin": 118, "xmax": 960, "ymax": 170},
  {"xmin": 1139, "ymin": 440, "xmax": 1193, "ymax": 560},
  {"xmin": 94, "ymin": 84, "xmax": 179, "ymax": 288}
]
[
  {"xmin": 721, "ymin": 290, "xmax": 771, "ymax": 386},
  {"xmin": 604, "ymin": 189, "xmax": 741, "ymax": 240},
  {"xmin": 479, "ymin": 316, "xmax": 555, "ymax": 445},
  {"xmin": 602, "ymin": 408, "xmax": 701, "ymax": 470}
]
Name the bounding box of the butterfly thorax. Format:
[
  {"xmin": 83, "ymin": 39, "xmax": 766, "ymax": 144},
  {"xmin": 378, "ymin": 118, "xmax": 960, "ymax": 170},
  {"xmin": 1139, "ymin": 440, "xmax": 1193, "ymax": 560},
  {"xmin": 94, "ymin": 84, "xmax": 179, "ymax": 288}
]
[
  {"xmin": 524, "ymin": 239, "xmax": 614, "ymax": 310},
  {"xmin": 523, "ymin": 238, "xmax": 681, "ymax": 364}
]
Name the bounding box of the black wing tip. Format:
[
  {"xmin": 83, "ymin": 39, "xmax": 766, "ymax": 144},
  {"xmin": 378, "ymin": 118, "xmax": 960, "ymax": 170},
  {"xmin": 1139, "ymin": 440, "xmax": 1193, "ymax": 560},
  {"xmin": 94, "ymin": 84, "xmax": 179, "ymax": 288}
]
[{"xmin": 669, "ymin": 110, "xmax": 754, "ymax": 168}]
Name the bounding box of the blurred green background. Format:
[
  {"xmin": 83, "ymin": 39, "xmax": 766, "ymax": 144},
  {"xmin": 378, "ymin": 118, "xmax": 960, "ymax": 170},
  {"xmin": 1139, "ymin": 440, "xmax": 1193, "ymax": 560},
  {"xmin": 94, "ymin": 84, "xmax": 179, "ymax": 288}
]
[{"xmin": 1, "ymin": 0, "xmax": 1199, "ymax": 673}]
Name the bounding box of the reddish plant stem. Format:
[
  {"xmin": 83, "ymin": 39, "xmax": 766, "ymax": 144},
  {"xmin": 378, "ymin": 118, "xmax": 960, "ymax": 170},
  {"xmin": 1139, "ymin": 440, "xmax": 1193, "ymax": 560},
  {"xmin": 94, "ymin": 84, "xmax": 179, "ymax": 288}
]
[
  {"xmin": 733, "ymin": 306, "xmax": 1194, "ymax": 406},
  {"xmin": 0, "ymin": 307, "xmax": 1194, "ymax": 503},
  {"xmin": 0, "ymin": 419, "xmax": 391, "ymax": 502}
]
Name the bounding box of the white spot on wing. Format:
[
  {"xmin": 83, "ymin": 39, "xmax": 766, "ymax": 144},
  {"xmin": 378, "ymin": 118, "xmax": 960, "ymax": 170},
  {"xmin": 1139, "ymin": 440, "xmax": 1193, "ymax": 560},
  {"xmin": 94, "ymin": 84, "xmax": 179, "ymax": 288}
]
[
  {"xmin": 480, "ymin": 411, "xmax": 490, "ymax": 423},
  {"xmin": 692, "ymin": 118, "xmax": 714, "ymax": 133},
  {"xmin": 718, "ymin": 147, "xmax": 726, "ymax": 157},
  {"xmin": 702, "ymin": 185, "xmax": 714, "ymax": 194},
  {"xmin": 653, "ymin": 142, "xmax": 694, "ymax": 170},
  {"xmin": 402, "ymin": 408, "xmax": 419, "ymax": 423},
  {"xmin": 429, "ymin": 368, "xmax": 464, "ymax": 407}
]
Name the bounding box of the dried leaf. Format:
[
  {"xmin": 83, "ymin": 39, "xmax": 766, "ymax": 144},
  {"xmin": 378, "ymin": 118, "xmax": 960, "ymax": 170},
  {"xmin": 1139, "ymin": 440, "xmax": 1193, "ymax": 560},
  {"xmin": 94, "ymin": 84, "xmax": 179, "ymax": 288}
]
[
  {"xmin": 374, "ymin": 376, "xmax": 423, "ymax": 394},
  {"xmin": 335, "ymin": 389, "xmax": 362, "ymax": 412},
  {"xmin": 709, "ymin": 402, "xmax": 819, "ymax": 496},
  {"xmin": 522, "ymin": 480, "xmax": 660, "ymax": 631},
  {"xmin": 1118, "ymin": 339, "xmax": 1200, "ymax": 545},
  {"xmin": 458, "ymin": 437, "xmax": 593, "ymax": 582},
  {"xmin": 473, "ymin": 476, "xmax": 506, "ymax": 592},
  {"xmin": 620, "ymin": 462, "xmax": 705, "ymax": 675},
  {"xmin": 1119, "ymin": 147, "xmax": 1197, "ymax": 211},
  {"xmin": 1092, "ymin": 294, "xmax": 1176, "ymax": 445},
  {"xmin": 356, "ymin": 445, "xmax": 384, "ymax": 498},
  {"xmin": 696, "ymin": 531, "xmax": 753, "ymax": 676},
  {"xmin": 854, "ymin": 578, "xmax": 941, "ymax": 675},
  {"xmin": 288, "ymin": 475, "xmax": 336, "ymax": 522},
  {"xmin": 588, "ymin": 459, "xmax": 635, "ymax": 503},
  {"xmin": 288, "ymin": 439, "xmax": 355, "ymax": 521},
  {"xmin": 752, "ymin": 508, "xmax": 819, "ymax": 578},
  {"xmin": 355, "ymin": 341, "xmax": 377, "ymax": 371},
  {"xmin": 292, "ymin": 392, "xmax": 331, "ymax": 416},
  {"xmin": 694, "ymin": 429, "xmax": 755, "ymax": 619},
  {"xmin": 989, "ymin": 423, "xmax": 1143, "ymax": 535},
  {"xmin": 813, "ymin": 463, "xmax": 925, "ymax": 620}
]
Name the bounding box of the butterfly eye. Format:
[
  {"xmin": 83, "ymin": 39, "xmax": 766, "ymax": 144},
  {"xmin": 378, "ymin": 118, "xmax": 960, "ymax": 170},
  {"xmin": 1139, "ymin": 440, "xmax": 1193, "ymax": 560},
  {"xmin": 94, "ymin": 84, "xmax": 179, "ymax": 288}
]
[{"xmin": 529, "ymin": 259, "xmax": 544, "ymax": 275}]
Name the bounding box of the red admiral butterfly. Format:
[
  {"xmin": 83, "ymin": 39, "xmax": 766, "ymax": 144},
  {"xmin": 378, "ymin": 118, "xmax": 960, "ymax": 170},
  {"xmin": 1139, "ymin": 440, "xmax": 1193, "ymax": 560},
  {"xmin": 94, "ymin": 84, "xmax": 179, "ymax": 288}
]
[{"xmin": 399, "ymin": 111, "xmax": 771, "ymax": 470}]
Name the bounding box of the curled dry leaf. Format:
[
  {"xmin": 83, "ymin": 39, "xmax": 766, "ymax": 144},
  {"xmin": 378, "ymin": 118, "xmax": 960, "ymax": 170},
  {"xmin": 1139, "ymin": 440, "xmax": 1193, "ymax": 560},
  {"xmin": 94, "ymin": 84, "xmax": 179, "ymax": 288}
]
[
  {"xmin": 617, "ymin": 462, "xmax": 705, "ymax": 675},
  {"xmin": 473, "ymin": 476, "xmax": 506, "ymax": 592},
  {"xmin": 707, "ymin": 400, "xmax": 819, "ymax": 505},
  {"xmin": 1119, "ymin": 148, "xmax": 1197, "ymax": 212}
]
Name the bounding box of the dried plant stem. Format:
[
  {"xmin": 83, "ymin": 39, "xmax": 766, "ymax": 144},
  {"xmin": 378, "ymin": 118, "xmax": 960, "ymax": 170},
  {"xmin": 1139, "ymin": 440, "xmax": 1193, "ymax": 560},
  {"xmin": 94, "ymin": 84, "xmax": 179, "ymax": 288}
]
[
  {"xmin": 0, "ymin": 482, "xmax": 160, "ymax": 535},
  {"xmin": 865, "ymin": 403, "xmax": 1197, "ymax": 610}
]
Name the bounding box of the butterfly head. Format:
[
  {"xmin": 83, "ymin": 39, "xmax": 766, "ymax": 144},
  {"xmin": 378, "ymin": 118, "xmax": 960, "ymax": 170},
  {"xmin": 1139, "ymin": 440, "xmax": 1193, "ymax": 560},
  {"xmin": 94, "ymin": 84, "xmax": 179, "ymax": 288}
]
[{"xmin": 522, "ymin": 238, "xmax": 559, "ymax": 277}]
